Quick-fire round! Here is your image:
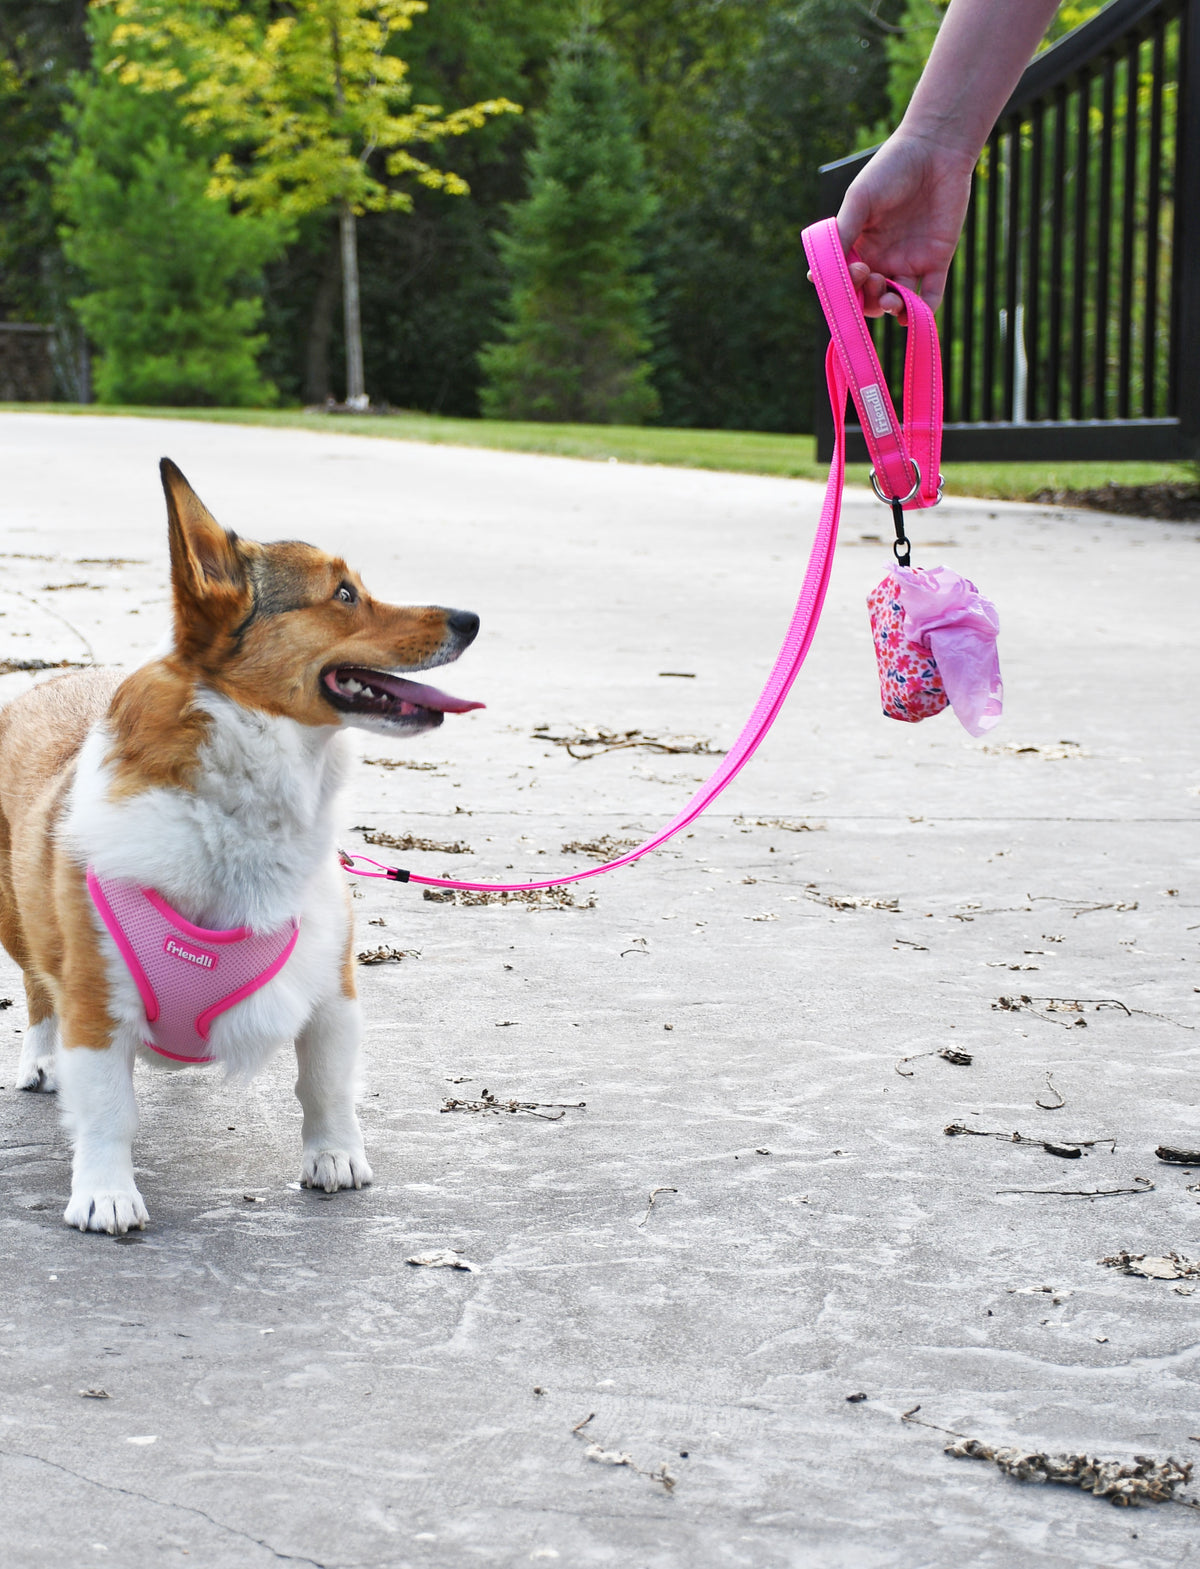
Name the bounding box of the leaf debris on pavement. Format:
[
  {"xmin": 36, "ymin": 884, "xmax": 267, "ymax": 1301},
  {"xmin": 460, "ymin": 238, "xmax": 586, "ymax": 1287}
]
[
  {"xmin": 734, "ymin": 815, "xmax": 824, "ymax": 832},
  {"xmin": 561, "ymin": 835, "xmax": 641, "ymax": 861},
  {"xmin": 993, "ymin": 994, "xmax": 1194, "ymax": 1030},
  {"xmin": 441, "ymin": 1088, "xmax": 586, "ymax": 1121},
  {"xmin": 363, "ymin": 757, "xmax": 442, "ymax": 771},
  {"xmin": 1099, "ymin": 1250, "xmax": 1200, "ymax": 1280},
  {"xmin": 423, "ymin": 886, "xmax": 595, "ymax": 909},
  {"xmin": 0, "ymin": 657, "xmax": 88, "ymax": 675},
  {"xmin": 895, "ymin": 1046, "xmax": 973, "ymax": 1076},
  {"xmin": 359, "ymin": 827, "xmax": 472, "ymax": 854},
  {"xmin": 981, "ymin": 740, "xmax": 1090, "ymax": 760},
  {"xmin": 946, "ymin": 1438, "xmax": 1193, "ymax": 1507},
  {"xmin": 356, "ymin": 946, "xmax": 420, "ymax": 965},
  {"xmin": 807, "ymin": 889, "xmax": 900, "ymax": 912},
  {"xmin": 406, "ymin": 1249, "xmax": 478, "ymax": 1272}
]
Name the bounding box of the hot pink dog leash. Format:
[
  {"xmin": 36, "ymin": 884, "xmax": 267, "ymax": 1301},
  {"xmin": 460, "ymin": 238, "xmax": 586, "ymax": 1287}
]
[{"xmin": 341, "ymin": 217, "xmax": 944, "ymax": 895}]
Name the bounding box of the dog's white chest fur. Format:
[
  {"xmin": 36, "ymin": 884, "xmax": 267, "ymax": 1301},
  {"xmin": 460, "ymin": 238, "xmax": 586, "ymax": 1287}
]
[{"xmin": 65, "ymin": 690, "xmax": 354, "ymax": 1073}]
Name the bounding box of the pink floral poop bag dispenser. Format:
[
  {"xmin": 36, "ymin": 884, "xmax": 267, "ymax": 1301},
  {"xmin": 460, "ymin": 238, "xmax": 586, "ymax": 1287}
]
[
  {"xmin": 802, "ymin": 216, "xmax": 1002, "ymax": 738},
  {"xmin": 341, "ymin": 219, "xmax": 1001, "ymax": 898}
]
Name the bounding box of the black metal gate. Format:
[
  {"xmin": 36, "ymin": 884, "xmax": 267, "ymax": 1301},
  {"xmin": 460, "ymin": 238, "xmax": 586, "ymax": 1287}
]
[{"xmin": 817, "ymin": 0, "xmax": 1199, "ymax": 464}]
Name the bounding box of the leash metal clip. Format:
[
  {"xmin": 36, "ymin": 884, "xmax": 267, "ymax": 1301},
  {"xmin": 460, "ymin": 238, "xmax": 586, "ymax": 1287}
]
[
  {"xmin": 870, "ymin": 460, "xmax": 922, "ymax": 508},
  {"xmin": 871, "ymin": 460, "xmax": 921, "ymax": 567}
]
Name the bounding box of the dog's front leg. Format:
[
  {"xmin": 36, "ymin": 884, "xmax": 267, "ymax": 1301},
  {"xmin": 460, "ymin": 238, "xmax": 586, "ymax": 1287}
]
[
  {"xmin": 294, "ymin": 996, "xmax": 373, "ymax": 1193},
  {"xmin": 56, "ymin": 1031, "xmax": 147, "ymax": 1234}
]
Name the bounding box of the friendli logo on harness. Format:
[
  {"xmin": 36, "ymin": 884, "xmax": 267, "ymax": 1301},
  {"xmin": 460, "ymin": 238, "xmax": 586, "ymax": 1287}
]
[{"xmin": 163, "ymin": 935, "xmax": 218, "ymax": 972}]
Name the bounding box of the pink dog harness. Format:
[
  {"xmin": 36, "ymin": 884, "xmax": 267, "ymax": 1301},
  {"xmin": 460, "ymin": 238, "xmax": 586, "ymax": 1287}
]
[{"xmin": 87, "ymin": 868, "xmax": 300, "ymax": 1063}]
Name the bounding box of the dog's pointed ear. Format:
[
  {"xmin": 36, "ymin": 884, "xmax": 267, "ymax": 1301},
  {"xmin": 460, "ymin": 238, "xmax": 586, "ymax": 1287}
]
[{"xmin": 161, "ymin": 458, "xmax": 246, "ymax": 601}]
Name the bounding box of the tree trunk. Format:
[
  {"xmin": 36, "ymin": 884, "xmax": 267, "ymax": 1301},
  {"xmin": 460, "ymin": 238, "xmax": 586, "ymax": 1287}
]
[
  {"xmin": 304, "ymin": 229, "xmax": 340, "ymax": 405},
  {"xmin": 339, "ymin": 200, "xmax": 367, "ymax": 409}
]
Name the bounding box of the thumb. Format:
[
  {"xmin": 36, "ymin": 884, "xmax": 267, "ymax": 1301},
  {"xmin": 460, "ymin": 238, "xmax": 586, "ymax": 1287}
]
[{"xmin": 836, "ymin": 184, "xmax": 869, "ymax": 254}]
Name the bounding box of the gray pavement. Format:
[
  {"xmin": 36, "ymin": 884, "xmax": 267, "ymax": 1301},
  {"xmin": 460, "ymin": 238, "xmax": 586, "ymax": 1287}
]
[{"xmin": 1, "ymin": 410, "xmax": 1198, "ymax": 1569}]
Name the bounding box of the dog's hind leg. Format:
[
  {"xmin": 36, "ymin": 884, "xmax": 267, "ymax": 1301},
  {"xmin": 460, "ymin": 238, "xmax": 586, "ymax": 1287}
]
[
  {"xmin": 16, "ymin": 978, "xmax": 59, "ymax": 1092},
  {"xmin": 294, "ymin": 995, "xmax": 373, "ymax": 1193}
]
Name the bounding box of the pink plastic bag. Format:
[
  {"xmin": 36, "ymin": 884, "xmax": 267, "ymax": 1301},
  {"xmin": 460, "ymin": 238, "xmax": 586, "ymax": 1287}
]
[{"xmin": 868, "ymin": 565, "xmax": 1002, "ymax": 737}]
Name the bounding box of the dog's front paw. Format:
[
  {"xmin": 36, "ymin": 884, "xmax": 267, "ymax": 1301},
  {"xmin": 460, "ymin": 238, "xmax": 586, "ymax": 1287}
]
[
  {"xmin": 301, "ymin": 1147, "xmax": 373, "ymax": 1193},
  {"xmin": 64, "ymin": 1187, "xmax": 149, "ymax": 1234}
]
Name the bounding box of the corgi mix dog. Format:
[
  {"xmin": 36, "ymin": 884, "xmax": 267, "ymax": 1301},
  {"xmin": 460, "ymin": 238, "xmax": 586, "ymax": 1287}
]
[{"xmin": 0, "ymin": 459, "xmax": 480, "ymax": 1233}]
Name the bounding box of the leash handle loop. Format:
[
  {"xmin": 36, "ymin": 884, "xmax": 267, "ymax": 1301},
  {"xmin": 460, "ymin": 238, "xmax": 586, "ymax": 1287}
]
[
  {"xmin": 802, "ymin": 218, "xmax": 943, "ymax": 511},
  {"xmin": 344, "ymin": 217, "xmax": 942, "ymax": 896}
]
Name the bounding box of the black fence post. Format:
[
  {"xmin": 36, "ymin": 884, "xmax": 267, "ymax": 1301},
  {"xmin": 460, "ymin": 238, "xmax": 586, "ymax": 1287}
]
[
  {"xmin": 813, "ymin": 0, "xmax": 1193, "ymax": 465},
  {"xmin": 1173, "ymin": 0, "xmax": 1200, "ymax": 457}
]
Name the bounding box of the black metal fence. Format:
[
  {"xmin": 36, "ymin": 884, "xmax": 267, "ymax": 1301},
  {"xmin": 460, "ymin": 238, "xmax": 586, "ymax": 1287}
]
[{"xmin": 817, "ymin": 0, "xmax": 1199, "ymax": 464}]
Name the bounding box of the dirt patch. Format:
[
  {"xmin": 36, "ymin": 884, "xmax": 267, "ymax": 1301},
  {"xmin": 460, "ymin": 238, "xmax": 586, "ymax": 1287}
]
[{"xmin": 1031, "ymin": 482, "xmax": 1200, "ymax": 521}]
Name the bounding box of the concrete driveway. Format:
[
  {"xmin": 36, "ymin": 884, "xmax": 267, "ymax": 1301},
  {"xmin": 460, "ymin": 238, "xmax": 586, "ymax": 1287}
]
[{"xmin": 1, "ymin": 411, "xmax": 1198, "ymax": 1568}]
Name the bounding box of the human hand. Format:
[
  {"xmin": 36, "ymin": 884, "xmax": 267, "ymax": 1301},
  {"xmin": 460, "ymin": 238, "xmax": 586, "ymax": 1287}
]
[{"xmin": 835, "ymin": 130, "xmax": 977, "ymax": 318}]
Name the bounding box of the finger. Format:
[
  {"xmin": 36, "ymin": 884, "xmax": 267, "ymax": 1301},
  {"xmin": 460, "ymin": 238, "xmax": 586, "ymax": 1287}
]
[
  {"xmin": 917, "ymin": 269, "xmax": 948, "ymax": 314},
  {"xmin": 848, "ymin": 261, "xmax": 870, "ymax": 289}
]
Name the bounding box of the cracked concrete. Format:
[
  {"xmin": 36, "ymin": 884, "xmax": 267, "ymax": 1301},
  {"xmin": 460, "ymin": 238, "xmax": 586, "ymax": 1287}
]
[{"xmin": 1, "ymin": 411, "xmax": 1198, "ymax": 1568}]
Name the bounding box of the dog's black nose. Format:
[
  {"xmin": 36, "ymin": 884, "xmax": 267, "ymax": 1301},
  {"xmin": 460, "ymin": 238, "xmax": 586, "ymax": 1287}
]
[{"xmin": 447, "ymin": 608, "xmax": 480, "ymax": 645}]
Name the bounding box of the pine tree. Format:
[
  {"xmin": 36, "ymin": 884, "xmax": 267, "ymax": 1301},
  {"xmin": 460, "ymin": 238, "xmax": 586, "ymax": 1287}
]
[
  {"xmin": 56, "ymin": 11, "xmax": 285, "ymax": 407},
  {"xmin": 480, "ymin": 24, "xmax": 658, "ymax": 425}
]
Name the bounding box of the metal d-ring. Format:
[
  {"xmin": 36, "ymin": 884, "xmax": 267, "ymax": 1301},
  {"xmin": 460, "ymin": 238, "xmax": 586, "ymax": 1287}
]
[{"xmin": 870, "ymin": 458, "xmax": 922, "ymax": 507}]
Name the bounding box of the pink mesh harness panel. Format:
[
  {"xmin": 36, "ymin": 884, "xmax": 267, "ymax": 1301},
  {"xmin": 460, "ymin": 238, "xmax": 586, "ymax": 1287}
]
[{"xmin": 87, "ymin": 868, "xmax": 300, "ymax": 1063}]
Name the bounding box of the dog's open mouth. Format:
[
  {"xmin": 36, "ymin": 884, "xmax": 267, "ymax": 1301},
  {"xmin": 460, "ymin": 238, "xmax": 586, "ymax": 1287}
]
[{"xmin": 322, "ymin": 666, "xmax": 484, "ymax": 727}]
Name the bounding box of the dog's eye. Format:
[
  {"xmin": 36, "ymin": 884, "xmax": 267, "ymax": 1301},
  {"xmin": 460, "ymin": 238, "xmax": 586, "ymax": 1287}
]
[{"xmin": 334, "ymin": 583, "xmax": 357, "ymax": 606}]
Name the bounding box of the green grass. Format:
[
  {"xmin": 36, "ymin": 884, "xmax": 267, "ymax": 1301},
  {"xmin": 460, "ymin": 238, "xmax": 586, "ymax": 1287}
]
[{"xmin": 4, "ymin": 402, "xmax": 1191, "ymax": 502}]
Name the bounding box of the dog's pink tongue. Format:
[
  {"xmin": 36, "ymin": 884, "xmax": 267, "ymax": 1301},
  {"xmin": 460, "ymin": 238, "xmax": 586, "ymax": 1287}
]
[{"xmin": 377, "ymin": 674, "xmax": 484, "ymax": 714}]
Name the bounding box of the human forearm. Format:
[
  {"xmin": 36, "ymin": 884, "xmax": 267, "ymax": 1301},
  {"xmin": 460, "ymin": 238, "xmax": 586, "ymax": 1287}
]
[{"xmin": 899, "ymin": 0, "xmax": 1063, "ymax": 162}]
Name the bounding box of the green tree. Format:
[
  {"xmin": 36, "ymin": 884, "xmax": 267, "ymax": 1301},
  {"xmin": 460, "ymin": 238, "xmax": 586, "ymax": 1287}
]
[
  {"xmin": 879, "ymin": 1, "xmax": 1106, "ymax": 131},
  {"xmin": 480, "ymin": 23, "xmax": 657, "ymax": 424},
  {"xmin": 0, "ymin": 0, "xmax": 90, "ymax": 394},
  {"xmin": 100, "ymin": 0, "xmax": 518, "ymax": 407},
  {"xmin": 644, "ymin": 0, "xmax": 896, "ymax": 431},
  {"xmin": 56, "ymin": 10, "xmax": 285, "ymax": 406},
  {"xmin": 259, "ymin": 0, "xmax": 572, "ymax": 410}
]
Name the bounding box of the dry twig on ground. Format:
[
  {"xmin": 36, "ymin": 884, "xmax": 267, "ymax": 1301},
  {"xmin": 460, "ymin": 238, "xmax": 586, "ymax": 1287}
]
[
  {"xmin": 533, "ymin": 724, "xmax": 723, "ymax": 760},
  {"xmin": 441, "ymin": 1089, "xmax": 586, "ymax": 1121},
  {"xmin": 998, "ymin": 1177, "xmax": 1154, "ymax": 1198},
  {"xmin": 944, "ymin": 1123, "xmax": 1116, "ymax": 1152},
  {"xmin": 570, "ymin": 1415, "xmax": 676, "ymax": 1493}
]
